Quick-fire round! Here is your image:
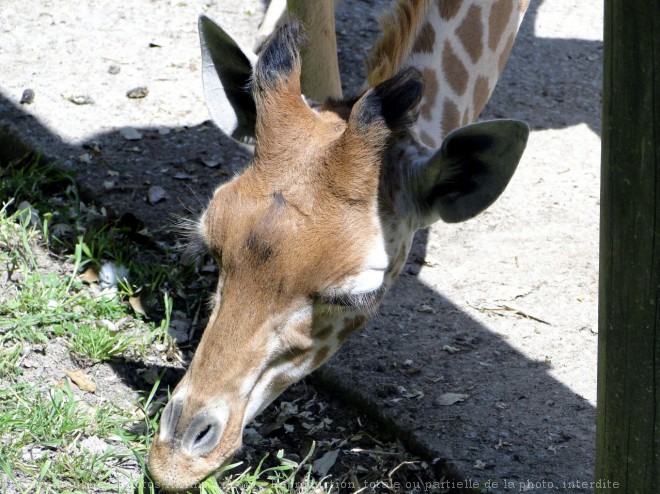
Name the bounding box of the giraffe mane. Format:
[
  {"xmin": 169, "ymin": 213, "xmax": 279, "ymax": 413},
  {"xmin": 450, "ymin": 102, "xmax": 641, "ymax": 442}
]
[{"xmin": 365, "ymin": 0, "xmax": 431, "ymax": 88}]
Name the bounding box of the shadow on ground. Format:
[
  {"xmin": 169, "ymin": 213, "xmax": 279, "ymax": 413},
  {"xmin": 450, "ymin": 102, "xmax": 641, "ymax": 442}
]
[{"xmin": 0, "ymin": 0, "xmax": 601, "ymax": 490}]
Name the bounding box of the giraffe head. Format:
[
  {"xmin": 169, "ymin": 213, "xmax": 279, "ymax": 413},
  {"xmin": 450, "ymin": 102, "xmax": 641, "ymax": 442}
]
[{"xmin": 147, "ymin": 16, "xmax": 528, "ymax": 490}]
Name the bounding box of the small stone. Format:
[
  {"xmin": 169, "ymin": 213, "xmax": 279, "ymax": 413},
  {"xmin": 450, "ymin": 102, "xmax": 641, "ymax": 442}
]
[
  {"xmin": 22, "ymin": 358, "xmax": 38, "ymax": 369},
  {"xmin": 141, "ymin": 367, "xmax": 161, "ymax": 385},
  {"xmin": 149, "ymin": 37, "xmax": 171, "ymax": 48},
  {"xmin": 32, "ymin": 344, "xmax": 46, "ymax": 354},
  {"xmin": 20, "ymin": 88, "xmax": 35, "ymax": 104},
  {"xmin": 169, "ymin": 318, "xmax": 191, "ymax": 343},
  {"xmin": 126, "ymin": 86, "xmax": 148, "ymax": 99},
  {"xmin": 22, "ymin": 445, "xmax": 45, "ymax": 462},
  {"xmin": 78, "ymin": 153, "xmax": 92, "ymax": 164},
  {"xmin": 108, "ymin": 64, "xmax": 121, "ymax": 75},
  {"xmin": 147, "ymin": 185, "xmax": 167, "ymax": 204},
  {"xmin": 66, "ymin": 94, "xmax": 94, "ymax": 105},
  {"xmin": 80, "ymin": 436, "xmax": 107, "ymax": 455},
  {"xmin": 416, "ymin": 303, "xmax": 436, "ymax": 314},
  {"xmin": 200, "ymin": 157, "xmax": 221, "ymax": 168},
  {"xmin": 119, "ymin": 126, "xmax": 142, "ymax": 140}
]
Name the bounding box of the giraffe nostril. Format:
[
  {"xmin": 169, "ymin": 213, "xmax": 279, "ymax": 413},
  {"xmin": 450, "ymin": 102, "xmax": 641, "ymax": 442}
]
[
  {"xmin": 195, "ymin": 424, "xmax": 212, "ymax": 444},
  {"xmin": 183, "ymin": 413, "xmax": 222, "ymax": 457}
]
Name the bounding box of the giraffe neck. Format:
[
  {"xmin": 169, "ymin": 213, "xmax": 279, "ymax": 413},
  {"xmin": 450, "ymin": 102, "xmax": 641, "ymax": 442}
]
[{"xmin": 367, "ymin": 0, "xmax": 529, "ymax": 150}]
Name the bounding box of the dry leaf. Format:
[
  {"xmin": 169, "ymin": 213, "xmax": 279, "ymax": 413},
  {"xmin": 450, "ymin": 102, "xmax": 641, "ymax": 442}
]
[
  {"xmin": 398, "ymin": 386, "xmax": 424, "ymax": 399},
  {"xmin": 64, "ymin": 369, "xmax": 96, "ymax": 393},
  {"xmin": 243, "ymin": 427, "xmax": 263, "ymax": 446},
  {"xmin": 312, "ymin": 449, "xmax": 339, "ymax": 476},
  {"xmin": 98, "ymin": 319, "xmax": 117, "ymax": 332},
  {"xmin": 129, "ymin": 295, "xmax": 147, "ymax": 317},
  {"xmin": 436, "ymin": 393, "xmax": 468, "ymax": 406}
]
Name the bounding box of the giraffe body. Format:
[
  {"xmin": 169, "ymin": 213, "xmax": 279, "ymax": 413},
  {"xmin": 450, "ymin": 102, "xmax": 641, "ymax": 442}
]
[{"xmin": 148, "ymin": 2, "xmax": 530, "ymax": 490}]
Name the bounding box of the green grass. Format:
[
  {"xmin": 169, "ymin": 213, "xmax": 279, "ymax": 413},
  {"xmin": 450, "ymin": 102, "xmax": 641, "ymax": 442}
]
[
  {"xmin": 0, "ymin": 157, "xmax": 328, "ymax": 493},
  {"xmin": 0, "ymin": 204, "xmax": 165, "ymax": 359},
  {"xmin": 0, "ymin": 379, "xmax": 138, "ymax": 493}
]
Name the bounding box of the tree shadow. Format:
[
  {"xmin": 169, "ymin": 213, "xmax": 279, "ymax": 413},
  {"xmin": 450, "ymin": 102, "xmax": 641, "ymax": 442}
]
[{"xmin": 0, "ymin": 0, "xmax": 599, "ymax": 489}]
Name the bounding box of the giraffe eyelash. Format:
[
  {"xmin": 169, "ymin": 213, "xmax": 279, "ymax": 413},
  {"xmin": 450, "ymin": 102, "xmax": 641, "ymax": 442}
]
[
  {"xmin": 319, "ymin": 285, "xmax": 387, "ymax": 311},
  {"xmin": 173, "ymin": 215, "xmax": 209, "ymax": 264}
]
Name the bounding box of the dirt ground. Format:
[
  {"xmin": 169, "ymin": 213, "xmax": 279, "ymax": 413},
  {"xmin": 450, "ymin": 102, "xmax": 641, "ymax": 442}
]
[{"xmin": 0, "ymin": 0, "xmax": 602, "ymax": 492}]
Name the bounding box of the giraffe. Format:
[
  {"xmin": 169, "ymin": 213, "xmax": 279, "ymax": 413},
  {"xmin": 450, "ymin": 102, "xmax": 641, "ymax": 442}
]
[{"xmin": 148, "ymin": 0, "xmax": 530, "ymax": 489}]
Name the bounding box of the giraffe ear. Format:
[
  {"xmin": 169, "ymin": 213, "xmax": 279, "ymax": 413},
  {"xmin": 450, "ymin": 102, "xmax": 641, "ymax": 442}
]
[
  {"xmin": 350, "ymin": 67, "xmax": 423, "ymax": 133},
  {"xmin": 199, "ymin": 15, "xmax": 258, "ymax": 145},
  {"xmin": 410, "ymin": 119, "xmax": 529, "ymax": 226}
]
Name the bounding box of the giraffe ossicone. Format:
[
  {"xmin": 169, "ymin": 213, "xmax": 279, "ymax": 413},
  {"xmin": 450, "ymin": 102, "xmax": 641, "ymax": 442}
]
[{"xmin": 148, "ymin": 1, "xmax": 530, "ymax": 490}]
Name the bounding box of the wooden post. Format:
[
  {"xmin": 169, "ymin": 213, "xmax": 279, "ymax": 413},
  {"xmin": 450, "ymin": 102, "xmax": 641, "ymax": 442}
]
[
  {"xmin": 286, "ymin": 0, "xmax": 342, "ymax": 101},
  {"xmin": 596, "ymin": 1, "xmax": 660, "ymax": 491}
]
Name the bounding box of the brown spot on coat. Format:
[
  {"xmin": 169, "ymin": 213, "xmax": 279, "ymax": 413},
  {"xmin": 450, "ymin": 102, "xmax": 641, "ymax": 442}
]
[
  {"xmin": 442, "ymin": 41, "xmax": 468, "ymax": 96},
  {"xmin": 456, "ymin": 5, "xmax": 484, "ymax": 64},
  {"xmin": 271, "ymin": 373, "xmax": 296, "ymax": 390},
  {"xmin": 314, "ymin": 325, "xmax": 334, "ymax": 341},
  {"xmin": 489, "ymin": 0, "xmax": 514, "ymax": 51},
  {"xmin": 337, "ymin": 315, "xmax": 368, "ymax": 343},
  {"xmin": 420, "ymin": 68, "xmax": 438, "ymax": 120},
  {"xmin": 419, "ymin": 130, "xmax": 437, "ymax": 149},
  {"xmin": 274, "ymin": 345, "xmax": 310, "ymax": 368},
  {"xmin": 498, "ymin": 33, "xmax": 516, "ymax": 74},
  {"xmin": 437, "ymin": 0, "xmax": 461, "ymax": 20},
  {"xmin": 412, "ymin": 22, "xmax": 436, "ymax": 54},
  {"xmin": 311, "ymin": 346, "xmax": 330, "ymax": 369},
  {"xmin": 441, "ymin": 99, "xmax": 461, "ymax": 138},
  {"xmin": 472, "ymin": 76, "xmax": 491, "ymax": 120}
]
